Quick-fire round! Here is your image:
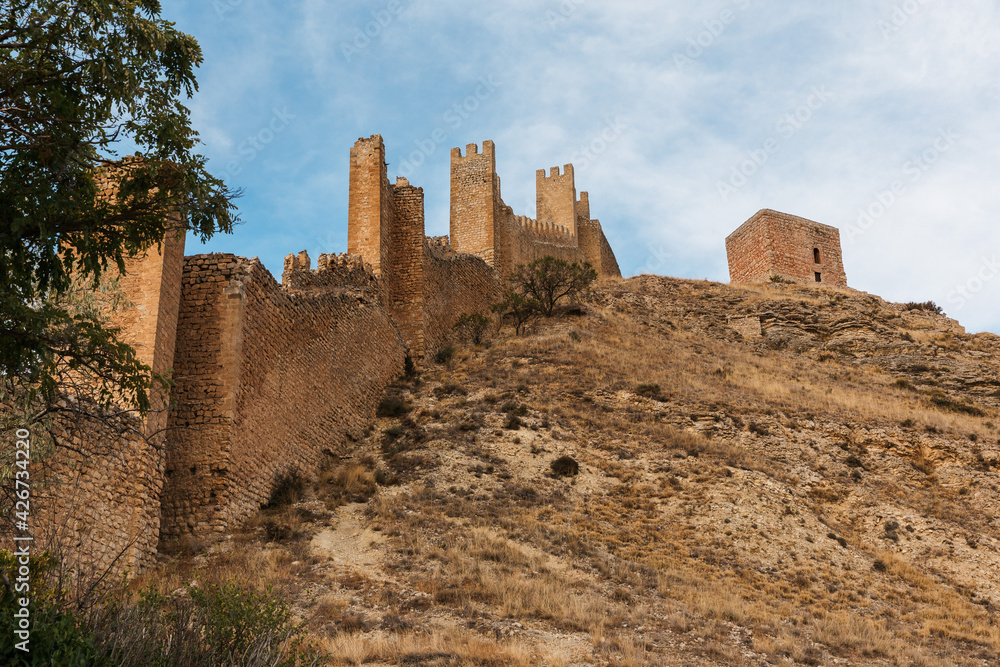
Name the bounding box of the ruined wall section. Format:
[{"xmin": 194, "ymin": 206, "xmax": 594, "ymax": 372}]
[
  {"xmin": 423, "ymin": 240, "xmax": 503, "ymax": 356},
  {"xmin": 727, "ymin": 209, "xmax": 848, "ymax": 287},
  {"xmin": 161, "ymin": 254, "xmax": 406, "ymax": 542},
  {"xmin": 281, "ymin": 250, "xmax": 380, "ymax": 296}
]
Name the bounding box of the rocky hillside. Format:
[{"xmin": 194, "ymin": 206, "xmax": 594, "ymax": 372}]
[{"xmin": 147, "ymin": 276, "xmax": 1000, "ymax": 666}]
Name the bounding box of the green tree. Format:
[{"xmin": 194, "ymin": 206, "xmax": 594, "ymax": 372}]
[
  {"xmin": 0, "ymin": 0, "xmax": 238, "ymax": 414},
  {"xmin": 452, "ymin": 312, "xmax": 491, "ymax": 345},
  {"xmin": 492, "ymin": 290, "xmax": 540, "ymax": 336},
  {"xmin": 511, "ymin": 256, "xmax": 597, "ymax": 317}
]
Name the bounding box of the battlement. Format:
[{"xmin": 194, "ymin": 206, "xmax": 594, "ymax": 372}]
[
  {"xmin": 452, "ymin": 140, "xmax": 496, "ymax": 162},
  {"xmin": 513, "ymin": 214, "xmax": 574, "ymax": 242},
  {"xmin": 537, "ymin": 164, "xmax": 575, "ymax": 181}
]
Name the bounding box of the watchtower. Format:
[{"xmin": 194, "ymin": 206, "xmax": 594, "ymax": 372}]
[{"xmin": 726, "ymin": 209, "xmax": 848, "ymax": 287}]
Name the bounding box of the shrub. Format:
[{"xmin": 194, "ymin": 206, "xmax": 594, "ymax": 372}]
[
  {"xmin": 453, "ymin": 313, "xmax": 491, "ymax": 345},
  {"xmin": 265, "ymin": 469, "xmax": 306, "ymax": 509},
  {"xmin": 319, "ymin": 463, "xmax": 377, "ymax": 507},
  {"xmin": 492, "ymin": 290, "xmax": 541, "ymax": 336},
  {"xmin": 550, "ymin": 455, "xmax": 580, "ymax": 478},
  {"xmin": 504, "ymin": 414, "xmax": 524, "ymax": 430},
  {"xmin": 635, "ymin": 383, "xmax": 664, "ymax": 400},
  {"xmin": 0, "ymin": 551, "xmax": 100, "ymax": 665},
  {"xmin": 434, "ymin": 345, "xmax": 455, "ymax": 364},
  {"xmin": 769, "ymin": 274, "xmax": 793, "ymax": 284},
  {"xmin": 930, "ymin": 393, "xmax": 985, "ymax": 417},
  {"xmin": 903, "ymin": 301, "xmax": 944, "ymax": 315},
  {"xmin": 90, "ymin": 582, "xmax": 320, "ymax": 666},
  {"xmin": 376, "ymin": 395, "xmax": 409, "ymax": 418}
]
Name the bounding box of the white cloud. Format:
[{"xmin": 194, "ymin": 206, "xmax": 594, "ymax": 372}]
[{"xmin": 164, "ymin": 0, "xmax": 1000, "ymax": 332}]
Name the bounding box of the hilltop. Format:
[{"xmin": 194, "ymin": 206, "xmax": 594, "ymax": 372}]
[{"xmin": 140, "ymin": 276, "xmax": 1000, "ymax": 666}]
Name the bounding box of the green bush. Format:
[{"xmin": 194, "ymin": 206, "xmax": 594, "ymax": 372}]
[
  {"xmin": 453, "ymin": 313, "xmax": 491, "ymax": 345},
  {"xmin": 0, "ymin": 551, "xmax": 100, "ymax": 665},
  {"xmin": 91, "ymin": 583, "xmax": 321, "ymax": 666},
  {"xmin": 509, "ymin": 256, "xmax": 596, "ymax": 317}
]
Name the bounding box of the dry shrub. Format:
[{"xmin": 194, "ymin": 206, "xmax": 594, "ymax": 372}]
[{"xmin": 319, "ymin": 463, "xmax": 377, "ymax": 508}]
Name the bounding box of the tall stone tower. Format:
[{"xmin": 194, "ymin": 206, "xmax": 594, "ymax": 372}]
[
  {"xmin": 348, "ymin": 135, "xmax": 390, "ymax": 275},
  {"xmin": 726, "ymin": 209, "xmax": 848, "ymax": 287},
  {"xmin": 449, "ymin": 141, "xmax": 501, "ymax": 269}
]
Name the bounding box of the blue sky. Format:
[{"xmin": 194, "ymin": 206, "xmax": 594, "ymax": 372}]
[{"xmin": 162, "ymin": 0, "xmax": 1000, "ymax": 334}]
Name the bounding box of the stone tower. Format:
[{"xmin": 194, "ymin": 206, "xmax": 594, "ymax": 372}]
[
  {"xmin": 726, "ymin": 209, "xmax": 848, "ymax": 287},
  {"xmin": 449, "ymin": 141, "xmax": 501, "ymax": 269}
]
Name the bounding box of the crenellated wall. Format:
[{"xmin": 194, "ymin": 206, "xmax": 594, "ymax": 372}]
[
  {"xmin": 448, "ymin": 140, "xmax": 621, "ymax": 281},
  {"xmin": 31, "ymin": 132, "xmax": 623, "ymax": 571}
]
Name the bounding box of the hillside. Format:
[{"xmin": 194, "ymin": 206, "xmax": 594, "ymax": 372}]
[{"xmin": 145, "ymin": 276, "xmax": 1000, "ymax": 666}]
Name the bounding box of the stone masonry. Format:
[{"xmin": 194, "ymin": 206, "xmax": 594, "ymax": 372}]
[
  {"xmin": 448, "ymin": 141, "xmax": 622, "ymax": 279},
  {"xmin": 27, "ymin": 134, "xmax": 623, "ymax": 573},
  {"xmin": 726, "ymin": 209, "xmax": 848, "ymax": 288}
]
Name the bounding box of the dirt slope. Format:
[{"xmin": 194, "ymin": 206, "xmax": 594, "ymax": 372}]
[{"xmin": 152, "ymin": 276, "xmax": 1000, "ymax": 666}]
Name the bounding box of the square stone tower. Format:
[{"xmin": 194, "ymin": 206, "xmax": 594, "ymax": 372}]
[{"xmin": 726, "ymin": 209, "xmax": 848, "ymax": 287}]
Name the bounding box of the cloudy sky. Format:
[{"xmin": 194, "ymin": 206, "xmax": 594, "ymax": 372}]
[{"xmin": 161, "ymin": 0, "xmax": 1000, "ymax": 334}]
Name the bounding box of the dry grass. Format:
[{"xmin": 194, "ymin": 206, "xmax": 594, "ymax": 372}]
[
  {"xmin": 143, "ymin": 276, "xmax": 1000, "ymax": 665},
  {"xmin": 321, "ymin": 627, "xmax": 556, "ymax": 666}
]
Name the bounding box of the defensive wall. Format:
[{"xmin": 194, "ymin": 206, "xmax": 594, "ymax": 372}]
[
  {"xmin": 448, "ymin": 140, "xmax": 622, "ymax": 280},
  {"xmin": 21, "ymin": 134, "xmax": 621, "ymax": 574}
]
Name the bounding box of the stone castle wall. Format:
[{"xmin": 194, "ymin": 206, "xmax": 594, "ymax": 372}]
[
  {"xmin": 26, "ymin": 133, "xmax": 623, "ymax": 572},
  {"xmin": 449, "ymin": 141, "xmax": 621, "ymax": 281},
  {"xmin": 159, "ymin": 254, "xmax": 406, "ymax": 542},
  {"xmin": 726, "ymin": 209, "xmax": 848, "ymax": 288}
]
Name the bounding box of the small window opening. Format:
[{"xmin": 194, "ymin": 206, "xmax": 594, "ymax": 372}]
[
  {"xmin": 815, "ymin": 272, "xmax": 822, "ymax": 283},
  {"xmin": 813, "ymin": 248, "xmax": 821, "ymax": 264}
]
